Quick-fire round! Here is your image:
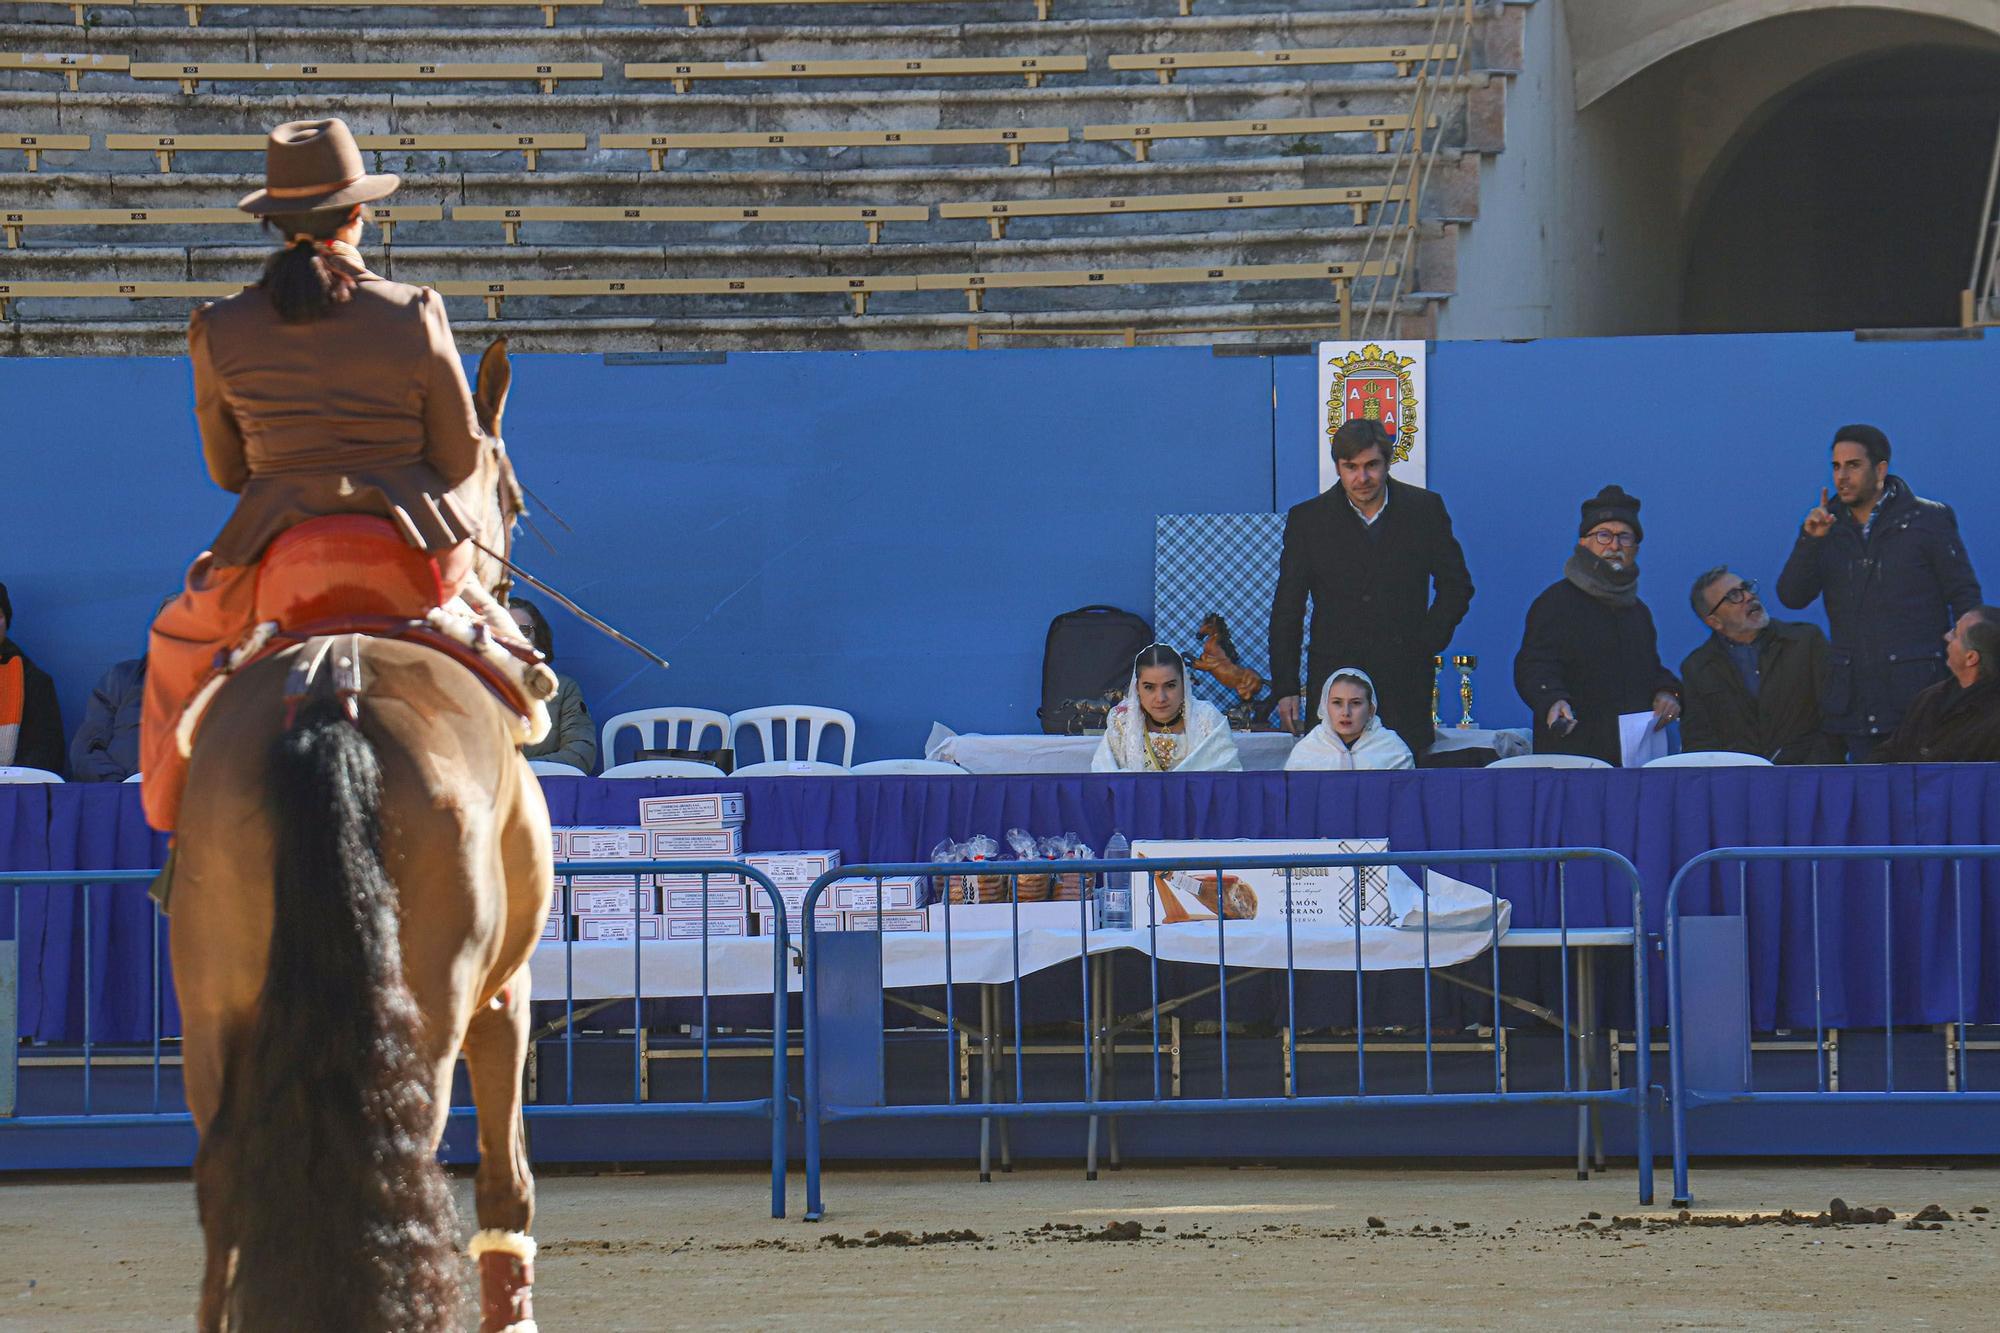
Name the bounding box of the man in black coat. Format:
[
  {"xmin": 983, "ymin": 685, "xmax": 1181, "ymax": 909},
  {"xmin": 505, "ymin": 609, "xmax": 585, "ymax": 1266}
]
[
  {"xmin": 1513, "ymin": 486, "xmax": 1681, "ymax": 765},
  {"xmin": 1679, "ymin": 566, "xmax": 1840, "ymax": 764},
  {"xmin": 1269, "ymin": 418, "xmax": 1474, "ymax": 756},
  {"xmin": 1873, "ymin": 607, "xmax": 2000, "ymax": 763},
  {"xmin": 1776, "ymin": 424, "xmax": 1982, "ymax": 761},
  {"xmin": 0, "ymin": 580, "xmax": 66, "ymax": 775}
]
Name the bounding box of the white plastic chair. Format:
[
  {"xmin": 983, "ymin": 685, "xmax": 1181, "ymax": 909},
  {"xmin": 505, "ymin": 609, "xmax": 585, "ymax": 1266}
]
[
  {"xmin": 729, "ymin": 705, "xmax": 856, "ymax": 768},
  {"xmin": 729, "ymin": 759, "xmax": 849, "ymax": 777},
  {"xmin": 1643, "ymin": 751, "xmax": 1773, "ymax": 769},
  {"xmin": 0, "ymin": 766, "xmax": 63, "ymax": 783},
  {"xmin": 599, "ymin": 707, "xmax": 731, "ymax": 769},
  {"xmin": 526, "ymin": 759, "xmax": 588, "ymax": 777},
  {"xmin": 1485, "ymin": 753, "xmax": 1613, "ymax": 770},
  {"xmin": 601, "ymin": 759, "xmax": 729, "ymax": 779},
  {"xmin": 848, "ymin": 758, "xmax": 970, "ymax": 776}
]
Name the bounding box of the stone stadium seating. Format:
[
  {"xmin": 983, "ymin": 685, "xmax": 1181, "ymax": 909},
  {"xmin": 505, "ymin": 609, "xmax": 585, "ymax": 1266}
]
[{"xmin": 0, "ymin": 0, "xmax": 1518, "ymax": 353}]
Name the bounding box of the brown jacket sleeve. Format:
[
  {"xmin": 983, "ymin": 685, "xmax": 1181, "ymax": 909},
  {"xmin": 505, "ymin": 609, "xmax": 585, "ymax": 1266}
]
[
  {"xmin": 417, "ymin": 288, "xmax": 487, "ymax": 488},
  {"xmin": 188, "ymin": 306, "xmax": 249, "ymax": 493}
]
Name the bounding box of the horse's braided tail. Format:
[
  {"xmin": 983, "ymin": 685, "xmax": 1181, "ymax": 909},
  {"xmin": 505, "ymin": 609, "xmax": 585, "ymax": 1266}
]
[{"xmin": 201, "ymin": 695, "xmax": 461, "ymax": 1332}]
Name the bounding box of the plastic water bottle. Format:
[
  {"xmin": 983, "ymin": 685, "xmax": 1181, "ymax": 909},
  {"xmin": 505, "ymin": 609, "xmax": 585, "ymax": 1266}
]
[{"xmin": 1097, "ymin": 832, "xmax": 1132, "ymax": 931}]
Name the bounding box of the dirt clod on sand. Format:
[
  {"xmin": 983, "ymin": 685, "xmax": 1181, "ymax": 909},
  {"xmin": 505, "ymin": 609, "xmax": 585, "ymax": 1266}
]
[{"xmin": 1081, "ymin": 1221, "xmax": 1146, "ymax": 1242}]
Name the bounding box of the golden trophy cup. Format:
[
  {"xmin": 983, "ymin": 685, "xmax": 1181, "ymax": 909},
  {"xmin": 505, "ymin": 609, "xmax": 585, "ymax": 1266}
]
[
  {"xmin": 1430, "ymin": 654, "xmax": 1444, "ymax": 731},
  {"xmin": 1453, "ymin": 653, "xmax": 1479, "ymax": 729}
]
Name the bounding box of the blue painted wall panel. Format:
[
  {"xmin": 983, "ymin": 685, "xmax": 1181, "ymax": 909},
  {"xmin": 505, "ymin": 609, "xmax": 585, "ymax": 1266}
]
[{"xmin": 2, "ymin": 332, "xmax": 1992, "ymax": 761}]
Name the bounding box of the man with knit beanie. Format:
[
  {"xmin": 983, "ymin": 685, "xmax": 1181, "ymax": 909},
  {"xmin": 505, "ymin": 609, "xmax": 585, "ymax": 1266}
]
[{"xmin": 1513, "ymin": 486, "xmax": 1682, "ymax": 764}]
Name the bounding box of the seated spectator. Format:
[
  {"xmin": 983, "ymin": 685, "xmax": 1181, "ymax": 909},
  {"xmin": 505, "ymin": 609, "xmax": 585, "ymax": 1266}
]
[
  {"xmin": 1678, "ymin": 567, "xmax": 1840, "ymax": 764},
  {"xmin": 71, "ymin": 657, "xmax": 147, "ymax": 782},
  {"xmin": 508, "ymin": 597, "xmax": 598, "ymax": 774},
  {"xmin": 1513, "ymin": 486, "xmax": 1680, "ymax": 765},
  {"xmin": 1872, "ymin": 606, "xmax": 2000, "ymax": 763},
  {"xmin": 1092, "ymin": 644, "xmax": 1243, "ymax": 772},
  {"xmin": 1285, "ymin": 668, "xmax": 1415, "ymax": 771},
  {"xmin": 0, "ymin": 581, "xmax": 65, "ymax": 774}
]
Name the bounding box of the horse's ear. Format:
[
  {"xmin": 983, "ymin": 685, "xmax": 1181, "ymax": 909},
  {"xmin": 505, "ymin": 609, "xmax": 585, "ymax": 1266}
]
[{"xmin": 475, "ymin": 336, "xmax": 511, "ymax": 438}]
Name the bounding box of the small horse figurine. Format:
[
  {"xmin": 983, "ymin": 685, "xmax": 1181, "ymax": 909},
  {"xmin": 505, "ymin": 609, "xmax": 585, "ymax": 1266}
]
[
  {"xmin": 173, "ymin": 340, "xmax": 551, "ymax": 1333},
  {"xmin": 1192, "ymin": 612, "xmax": 1266, "ymax": 703}
]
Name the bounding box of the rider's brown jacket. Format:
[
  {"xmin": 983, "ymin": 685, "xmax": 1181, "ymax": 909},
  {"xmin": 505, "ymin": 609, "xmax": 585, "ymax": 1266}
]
[{"xmin": 188, "ymin": 242, "xmax": 492, "ymax": 568}]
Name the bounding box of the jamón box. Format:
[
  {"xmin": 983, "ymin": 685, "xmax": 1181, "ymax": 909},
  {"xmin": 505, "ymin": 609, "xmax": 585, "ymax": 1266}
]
[
  {"xmin": 650, "ymin": 828, "xmax": 746, "ymax": 858},
  {"xmin": 743, "ymin": 850, "xmax": 841, "ymax": 886},
  {"xmin": 559, "ymin": 826, "xmax": 649, "ymax": 861},
  {"xmin": 1129, "ymin": 838, "xmax": 1392, "ymax": 927},
  {"xmin": 576, "ymin": 914, "xmax": 753, "ymax": 941},
  {"xmin": 540, "ymin": 910, "xmax": 567, "ymax": 942},
  {"xmin": 638, "ymin": 792, "xmax": 746, "ymax": 829},
  {"xmin": 841, "ymin": 910, "xmax": 926, "ymax": 933},
  {"xmin": 657, "ymin": 883, "xmax": 752, "ymax": 914},
  {"xmin": 753, "ymin": 909, "xmax": 842, "ymax": 936},
  {"xmin": 570, "ymin": 881, "xmax": 659, "ymax": 917},
  {"xmin": 829, "ymin": 876, "xmax": 924, "ymax": 912}
]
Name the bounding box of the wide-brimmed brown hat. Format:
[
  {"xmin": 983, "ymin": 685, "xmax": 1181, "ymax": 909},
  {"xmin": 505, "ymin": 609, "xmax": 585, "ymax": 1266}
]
[{"xmin": 235, "ymin": 118, "xmax": 399, "ymax": 215}]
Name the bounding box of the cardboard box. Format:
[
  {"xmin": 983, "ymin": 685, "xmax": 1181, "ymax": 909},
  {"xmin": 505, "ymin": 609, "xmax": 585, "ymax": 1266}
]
[
  {"xmin": 571, "ymin": 873, "xmax": 641, "ymax": 889},
  {"xmin": 658, "ymin": 884, "xmax": 751, "ymax": 913},
  {"xmin": 753, "ymin": 909, "xmax": 842, "ymax": 936},
  {"xmin": 560, "ymin": 826, "xmax": 650, "ymax": 861},
  {"xmin": 829, "ymin": 876, "xmax": 923, "ymax": 912},
  {"xmin": 649, "ymin": 828, "xmax": 746, "ymax": 858},
  {"xmin": 743, "ymin": 850, "xmax": 842, "ymax": 886},
  {"xmin": 570, "ymin": 884, "xmax": 660, "ymax": 917},
  {"xmin": 1129, "ymin": 838, "xmax": 1392, "ymax": 927},
  {"xmin": 638, "ymin": 792, "xmax": 747, "ymax": 829},
  {"xmin": 576, "ymin": 915, "xmax": 665, "ymax": 942},
  {"xmin": 539, "ymin": 912, "xmax": 567, "ymax": 942},
  {"xmin": 923, "ymin": 901, "xmax": 1085, "ymax": 932},
  {"xmin": 842, "ymin": 910, "xmax": 927, "ymax": 933},
  {"xmin": 665, "ymin": 915, "xmax": 752, "ymax": 940}
]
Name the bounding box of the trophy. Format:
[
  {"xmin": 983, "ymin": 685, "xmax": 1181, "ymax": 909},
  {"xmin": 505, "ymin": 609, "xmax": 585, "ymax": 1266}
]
[
  {"xmin": 1430, "ymin": 654, "xmax": 1444, "ymax": 730},
  {"xmin": 1453, "ymin": 653, "xmax": 1479, "ymax": 729}
]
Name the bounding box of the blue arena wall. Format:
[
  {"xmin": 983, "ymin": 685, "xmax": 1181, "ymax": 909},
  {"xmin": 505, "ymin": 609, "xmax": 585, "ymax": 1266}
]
[{"xmin": 4, "ymin": 331, "xmax": 1995, "ymax": 763}]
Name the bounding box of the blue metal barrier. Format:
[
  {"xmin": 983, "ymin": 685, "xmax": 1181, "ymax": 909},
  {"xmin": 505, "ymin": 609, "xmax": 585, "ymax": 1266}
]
[
  {"xmin": 1665, "ymin": 844, "xmax": 2000, "ymax": 1209},
  {"xmin": 0, "ymin": 861, "xmax": 796, "ymax": 1219},
  {"xmin": 800, "ymin": 847, "xmax": 1653, "ymax": 1220}
]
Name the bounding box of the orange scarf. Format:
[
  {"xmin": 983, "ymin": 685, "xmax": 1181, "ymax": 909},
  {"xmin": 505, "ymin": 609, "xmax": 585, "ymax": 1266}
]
[{"xmin": 0, "ymin": 652, "xmax": 22, "ymax": 766}]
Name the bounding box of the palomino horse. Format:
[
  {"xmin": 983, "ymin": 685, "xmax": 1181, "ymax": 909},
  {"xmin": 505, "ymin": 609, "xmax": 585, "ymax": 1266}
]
[{"xmin": 169, "ymin": 340, "xmax": 553, "ymax": 1332}]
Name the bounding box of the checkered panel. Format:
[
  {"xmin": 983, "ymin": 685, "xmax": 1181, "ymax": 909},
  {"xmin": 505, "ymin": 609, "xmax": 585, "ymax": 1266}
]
[{"xmin": 1154, "ymin": 513, "xmax": 1291, "ymax": 711}]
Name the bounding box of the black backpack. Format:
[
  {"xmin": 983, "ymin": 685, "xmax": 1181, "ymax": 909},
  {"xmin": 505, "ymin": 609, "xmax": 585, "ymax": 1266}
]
[{"xmin": 1037, "ymin": 605, "xmax": 1154, "ymax": 734}]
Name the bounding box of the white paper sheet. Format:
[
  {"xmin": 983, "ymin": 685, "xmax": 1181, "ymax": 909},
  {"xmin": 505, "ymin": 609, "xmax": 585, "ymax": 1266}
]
[{"xmin": 1618, "ymin": 711, "xmax": 1674, "ymax": 768}]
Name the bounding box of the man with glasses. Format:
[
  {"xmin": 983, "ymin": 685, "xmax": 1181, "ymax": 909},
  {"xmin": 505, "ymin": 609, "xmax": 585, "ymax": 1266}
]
[
  {"xmin": 1678, "ymin": 567, "xmax": 1839, "ymax": 764},
  {"xmin": 1514, "ymin": 485, "xmax": 1680, "ymax": 764},
  {"xmin": 1776, "ymin": 424, "xmax": 1982, "ymax": 761}
]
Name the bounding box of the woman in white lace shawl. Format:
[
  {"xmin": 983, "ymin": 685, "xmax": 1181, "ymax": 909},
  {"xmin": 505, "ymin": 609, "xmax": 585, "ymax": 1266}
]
[
  {"xmin": 1091, "ymin": 644, "xmax": 1243, "ymax": 773},
  {"xmin": 1284, "ymin": 666, "xmax": 1415, "ymax": 771}
]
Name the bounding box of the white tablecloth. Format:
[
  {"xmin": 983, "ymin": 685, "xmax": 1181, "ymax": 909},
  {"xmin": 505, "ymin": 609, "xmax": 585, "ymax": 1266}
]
[
  {"xmin": 528, "ymin": 871, "xmax": 1512, "ymax": 1001},
  {"xmin": 926, "ymin": 724, "xmax": 1529, "ymax": 774}
]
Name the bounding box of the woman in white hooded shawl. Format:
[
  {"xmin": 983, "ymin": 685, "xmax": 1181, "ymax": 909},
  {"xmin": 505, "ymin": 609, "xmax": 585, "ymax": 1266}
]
[
  {"xmin": 1284, "ymin": 666, "xmax": 1415, "ymax": 771},
  {"xmin": 1091, "ymin": 643, "xmax": 1243, "ymax": 773}
]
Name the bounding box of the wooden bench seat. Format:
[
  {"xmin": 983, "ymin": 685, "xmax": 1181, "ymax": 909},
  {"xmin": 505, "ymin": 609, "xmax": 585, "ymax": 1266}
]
[
  {"xmin": 939, "ymin": 183, "xmax": 1411, "ymax": 239},
  {"xmin": 435, "ymin": 274, "xmax": 917, "ymax": 318},
  {"xmin": 454, "ymin": 203, "xmax": 927, "ymax": 245},
  {"xmin": 625, "ymin": 54, "xmax": 1084, "ymax": 94},
  {"xmin": 0, "ymin": 132, "xmax": 89, "ymax": 172},
  {"xmin": 107, "ymin": 132, "xmax": 584, "ymax": 172},
  {"xmin": 131, "ymin": 0, "xmax": 604, "ymax": 28},
  {"xmin": 912, "ymin": 259, "xmax": 1398, "ymax": 320},
  {"xmin": 603, "ymin": 127, "xmax": 1068, "ymax": 169},
  {"xmin": 640, "ymin": 0, "xmax": 1056, "ymax": 26},
  {"xmin": 2, "ymin": 205, "xmax": 441, "ymax": 248},
  {"xmin": 129, "ymin": 61, "xmax": 603, "ymax": 95},
  {"xmin": 0, "ymin": 279, "xmax": 241, "ymax": 320},
  {"xmin": 1082, "ymin": 112, "xmax": 1440, "ymax": 162},
  {"xmin": 1108, "ymin": 44, "xmax": 1460, "ymax": 85},
  {"xmin": 0, "ymin": 53, "xmax": 130, "ymax": 92}
]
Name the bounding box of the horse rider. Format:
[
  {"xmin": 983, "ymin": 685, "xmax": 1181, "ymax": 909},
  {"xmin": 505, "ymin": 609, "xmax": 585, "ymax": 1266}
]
[{"xmin": 142, "ymin": 118, "xmax": 522, "ymax": 870}]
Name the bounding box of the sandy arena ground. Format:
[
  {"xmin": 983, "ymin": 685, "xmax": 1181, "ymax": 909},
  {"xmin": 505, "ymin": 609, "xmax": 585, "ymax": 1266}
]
[{"xmin": 2, "ymin": 1161, "xmax": 1995, "ymax": 1329}]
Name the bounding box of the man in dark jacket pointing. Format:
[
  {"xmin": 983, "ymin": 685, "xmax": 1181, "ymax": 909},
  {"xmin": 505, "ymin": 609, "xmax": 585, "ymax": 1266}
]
[
  {"xmin": 1776, "ymin": 424, "xmax": 1982, "ymax": 761},
  {"xmin": 1269, "ymin": 418, "xmax": 1474, "ymax": 757}
]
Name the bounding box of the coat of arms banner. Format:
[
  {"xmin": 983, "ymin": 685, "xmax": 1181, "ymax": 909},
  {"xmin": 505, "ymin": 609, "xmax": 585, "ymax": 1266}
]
[{"xmin": 1316, "ymin": 340, "xmax": 1428, "ymax": 492}]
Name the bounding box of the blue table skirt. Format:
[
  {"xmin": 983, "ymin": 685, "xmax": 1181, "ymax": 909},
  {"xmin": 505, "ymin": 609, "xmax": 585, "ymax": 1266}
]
[{"xmin": 7, "ymin": 766, "xmax": 2000, "ymax": 1042}]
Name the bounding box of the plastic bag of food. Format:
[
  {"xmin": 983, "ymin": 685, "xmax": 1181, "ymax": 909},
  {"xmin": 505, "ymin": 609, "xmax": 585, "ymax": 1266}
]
[{"xmin": 1005, "ymin": 828, "xmax": 1051, "ymax": 902}]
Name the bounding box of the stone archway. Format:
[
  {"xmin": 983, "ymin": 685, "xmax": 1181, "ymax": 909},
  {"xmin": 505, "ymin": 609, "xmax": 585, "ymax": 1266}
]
[{"xmin": 1679, "ymin": 45, "xmax": 2000, "ymax": 332}]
